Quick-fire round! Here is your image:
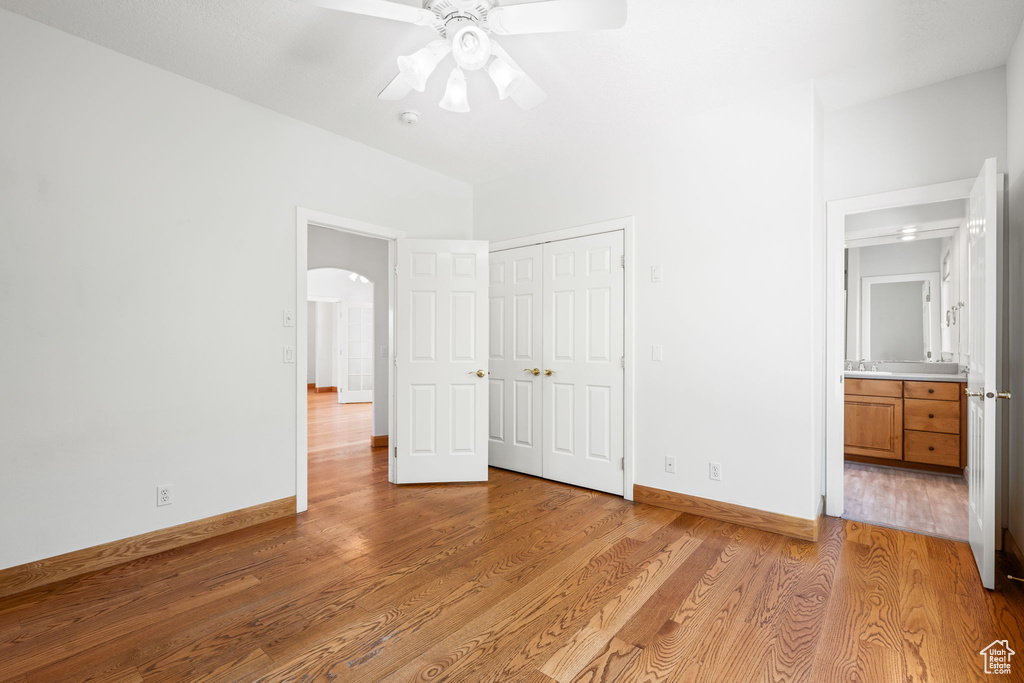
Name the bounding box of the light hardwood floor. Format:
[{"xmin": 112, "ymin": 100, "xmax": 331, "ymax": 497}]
[
  {"xmin": 0, "ymin": 392, "xmax": 1021, "ymax": 681},
  {"xmin": 844, "ymin": 461, "xmax": 969, "ymax": 541}
]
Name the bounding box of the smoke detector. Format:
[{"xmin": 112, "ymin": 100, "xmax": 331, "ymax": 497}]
[{"xmin": 399, "ymin": 110, "xmax": 420, "ymax": 125}]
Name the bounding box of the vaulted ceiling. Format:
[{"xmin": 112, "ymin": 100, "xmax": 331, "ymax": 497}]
[{"xmin": 2, "ymin": 0, "xmax": 1022, "ymax": 183}]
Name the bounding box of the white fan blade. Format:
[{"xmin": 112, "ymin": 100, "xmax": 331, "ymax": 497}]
[
  {"xmin": 487, "ymin": 0, "xmax": 626, "ymax": 35},
  {"xmin": 490, "ymin": 42, "xmax": 548, "ymax": 109},
  {"xmin": 378, "ymin": 72, "xmax": 413, "ymax": 100},
  {"xmin": 295, "ymin": 0, "xmax": 435, "ymax": 26}
]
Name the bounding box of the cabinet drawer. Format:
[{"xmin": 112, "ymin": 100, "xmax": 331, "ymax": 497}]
[
  {"xmin": 904, "ymin": 399, "xmax": 960, "ymax": 434},
  {"xmin": 845, "ymin": 378, "xmax": 902, "ymax": 398},
  {"xmin": 904, "ymin": 381, "xmax": 961, "ymax": 402},
  {"xmin": 905, "ymin": 430, "xmax": 960, "ymax": 467}
]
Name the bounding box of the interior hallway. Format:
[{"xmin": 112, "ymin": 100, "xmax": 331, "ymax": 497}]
[{"xmin": 0, "ymin": 392, "xmax": 1021, "ymax": 681}]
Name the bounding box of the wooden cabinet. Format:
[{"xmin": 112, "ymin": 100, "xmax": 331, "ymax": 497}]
[
  {"xmin": 844, "ymin": 395, "xmax": 903, "ymax": 460},
  {"xmin": 845, "ymin": 378, "xmax": 966, "ymax": 471}
]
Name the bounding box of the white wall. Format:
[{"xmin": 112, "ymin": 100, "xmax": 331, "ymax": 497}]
[
  {"xmin": 475, "ymin": 83, "xmax": 823, "ymax": 521},
  {"xmin": 308, "ymin": 229, "xmax": 390, "ymax": 436},
  {"xmin": 825, "ymin": 67, "xmax": 1007, "ymax": 202},
  {"xmin": 0, "ymin": 10, "xmax": 472, "ymax": 570},
  {"xmin": 1007, "ymin": 20, "xmax": 1024, "ymax": 550}
]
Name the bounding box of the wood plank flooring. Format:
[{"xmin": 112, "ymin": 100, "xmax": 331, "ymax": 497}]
[
  {"xmin": 0, "ymin": 391, "xmax": 1021, "ymax": 682},
  {"xmin": 844, "ymin": 461, "xmax": 969, "ymax": 540}
]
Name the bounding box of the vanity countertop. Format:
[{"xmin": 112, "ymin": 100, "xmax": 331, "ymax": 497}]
[{"xmin": 844, "ymin": 370, "xmax": 967, "ymax": 383}]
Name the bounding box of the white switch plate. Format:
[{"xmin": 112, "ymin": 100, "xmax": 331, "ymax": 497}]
[
  {"xmin": 651, "ymin": 265, "xmax": 663, "ymax": 283},
  {"xmin": 380, "ymin": 346, "xmax": 388, "ymax": 357},
  {"xmin": 652, "ymin": 345, "xmax": 663, "ymax": 362},
  {"xmin": 665, "ymin": 456, "xmax": 676, "ymax": 474},
  {"xmin": 283, "ymin": 346, "xmax": 296, "ymax": 363},
  {"xmin": 283, "ymin": 309, "xmax": 295, "ymax": 327}
]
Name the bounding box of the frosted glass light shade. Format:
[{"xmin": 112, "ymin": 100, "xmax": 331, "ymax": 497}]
[
  {"xmin": 487, "ymin": 56, "xmax": 524, "ymax": 100},
  {"xmin": 397, "ymin": 40, "xmax": 451, "ymax": 92},
  {"xmin": 451, "ymin": 26, "xmax": 491, "ymax": 71},
  {"xmin": 440, "ymin": 67, "xmax": 470, "ymax": 113}
]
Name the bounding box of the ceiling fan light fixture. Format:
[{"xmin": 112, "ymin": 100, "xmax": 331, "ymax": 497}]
[
  {"xmin": 397, "ymin": 40, "xmax": 451, "ymax": 91},
  {"xmin": 487, "ymin": 55, "xmax": 524, "ymax": 99},
  {"xmin": 451, "ymin": 26, "xmax": 491, "ymax": 71},
  {"xmin": 439, "ymin": 67, "xmax": 470, "ymax": 113}
]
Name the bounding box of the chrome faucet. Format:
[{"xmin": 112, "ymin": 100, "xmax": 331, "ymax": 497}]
[{"xmin": 858, "ymin": 359, "xmax": 867, "ymax": 371}]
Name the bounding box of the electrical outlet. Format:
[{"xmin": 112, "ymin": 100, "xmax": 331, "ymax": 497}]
[
  {"xmin": 665, "ymin": 456, "xmax": 676, "ymax": 474},
  {"xmin": 709, "ymin": 462, "xmax": 722, "ymax": 481},
  {"xmin": 157, "ymin": 484, "xmax": 172, "ymax": 507}
]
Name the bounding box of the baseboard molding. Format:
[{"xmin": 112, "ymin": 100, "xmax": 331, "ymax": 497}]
[
  {"xmin": 314, "ymin": 386, "xmax": 337, "ymax": 394},
  {"xmin": 307, "ymin": 383, "xmax": 316, "ymax": 391},
  {"xmin": 1005, "ymin": 529, "xmax": 1024, "ymax": 578},
  {"xmin": 633, "ymin": 485, "xmax": 820, "ymax": 542},
  {"xmin": 0, "ymin": 496, "xmax": 296, "ymax": 600},
  {"xmin": 371, "ymin": 435, "xmax": 389, "ymax": 448}
]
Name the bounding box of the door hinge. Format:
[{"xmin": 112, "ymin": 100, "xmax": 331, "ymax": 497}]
[
  {"xmin": 394, "ymin": 265, "xmax": 398, "ymax": 275},
  {"xmin": 393, "ymin": 356, "xmax": 398, "ymax": 367},
  {"xmin": 621, "ymin": 356, "xmax": 625, "ymax": 370},
  {"xmin": 620, "ymin": 457, "xmax": 625, "ymax": 471},
  {"xmin": 621, "ymin": 255, "xmax": 625, "ymax": 269}
]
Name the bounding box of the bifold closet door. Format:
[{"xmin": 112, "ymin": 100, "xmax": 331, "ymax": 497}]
[
  {"xmin": 487, "ymin": 246, "xmax": 544, "ymax": 476},
  {"xmin": 542, "ymin": 232, "xmax": 624, "ymax": 495}
]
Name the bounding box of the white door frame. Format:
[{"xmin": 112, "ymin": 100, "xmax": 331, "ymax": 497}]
[
  {"xmin": 490, "ymin": 216, "xmax": 636, "ymax": 500},
  {"xmin": 825, "ymin": 179, "xmax": 974, "ymax": 517},
  {"xmin": 295, "ymin": 208, "xmax": 406, "ymax": 513}
]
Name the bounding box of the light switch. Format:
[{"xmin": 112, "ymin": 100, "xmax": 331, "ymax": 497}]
[
  {"xmin": 651, "ymin": 266, "xmax": 663, "ymax": 283},
  {"xmin": 652, "ymin": 345, "xmax": 663, "ymax": 361},
  {"xmin": 380, "ymin": 346, "xmax": 389, "ymax": 357},
  {"xmin": 283, "ymin": 310, "xmax": 295, "ymax": 327},
  {"xmin": 283, "ymin": 346, "xmax": 295, "ymax": 364}
]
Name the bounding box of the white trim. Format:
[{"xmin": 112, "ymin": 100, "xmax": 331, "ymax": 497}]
[
  {"xmin": 490, "ymin": 217, "xmax": 632, "ymax": 252},
  {"xmin": 825, "ymin": 178, "xmax": 974, "ymax": 517},
  {"xmin": 295, "ymin": 208, "xmax": 406, "ymax": 513},
  {"xmin": 488, "ymin": 217, "xmax": 637, "ymax": 501},
  {"xmin": 860, "ymin": 272, "xmax": 941, "ymax": 360}
]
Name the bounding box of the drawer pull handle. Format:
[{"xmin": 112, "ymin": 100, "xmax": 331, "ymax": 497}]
[
  {"xmin": 928, "ymin": 414, "xmax": 934, "ymax": 419},
  {"xmin": 929, "ymin": 446, "xmax": 935, "ymax": 451}
]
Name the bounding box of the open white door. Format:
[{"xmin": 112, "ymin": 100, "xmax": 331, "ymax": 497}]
[
  {"xmin": 488, "ymin": 245, "xmax": 544, "ymax": 477},
  {"xmin": 395, "ymin": 239, "xmax": 489, "ymax": 483},
  {"xmin": 965, "ymin": 158, "xmax": 1003, "ymax": 590}
]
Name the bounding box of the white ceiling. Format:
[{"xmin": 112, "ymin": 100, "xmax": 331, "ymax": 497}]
[{"xmin": 2, "ymin": 0, "xmax": 1022, "ymax": 184}]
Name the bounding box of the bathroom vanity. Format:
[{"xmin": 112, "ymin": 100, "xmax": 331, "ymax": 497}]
[{"xmin": 844, "ymin": 368, "xmax": 967, "ymax": 473}]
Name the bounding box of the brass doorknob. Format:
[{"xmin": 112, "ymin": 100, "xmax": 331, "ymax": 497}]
[
  {"xmin": 998, "ymin": 390, "xmax": 1013, "ymax": 400},
  {"xmin": 544, "ymin": 369, "xmax": 555, "ymax": 376},
  {"xmin": 965, "ymin": 388, "xmax": 983, "ymax": 398},
  {"xmin": 472, "ymin": 369, "xmax": 485, "ymax": 378},
  {"xmin": 523, "ymin": 368, "xmax": 540, "ymax": 376}
]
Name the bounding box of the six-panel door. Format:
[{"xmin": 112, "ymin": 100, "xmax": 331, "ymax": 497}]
[
  {"xmin": 395, "ymin": 239, "xmax": 490, "ymax": 484},
  {"xmin": 488, "ymin": 245, "xmax": 544, "ymax": 476},
  {"xmin": 542, "ymin": 232, "xmax": 625, "ymax": 495}
]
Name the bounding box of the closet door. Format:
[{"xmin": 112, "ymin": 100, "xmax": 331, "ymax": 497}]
[
  {"xmin": 542, "ymin": 232, "xmax": 624, "ymax": 495},
  {"xmin": 487, "ymin": 246, "xmax": 544, "ymax": 476}
]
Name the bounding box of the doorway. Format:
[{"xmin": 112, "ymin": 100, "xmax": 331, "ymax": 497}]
[
  {"xmin": 825, "ymin": 162, "xmax": 1007, "ymax": 588},
  {"xmin": 295, "ymin": 209, "xmax": 404, "ymax": 512}
]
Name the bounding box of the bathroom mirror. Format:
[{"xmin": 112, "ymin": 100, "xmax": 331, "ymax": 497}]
[{"xmin": 860, "ymin": 273, "xmax": 940, "ymax": 360}]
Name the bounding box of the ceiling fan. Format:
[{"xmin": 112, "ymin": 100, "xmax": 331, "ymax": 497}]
[{"xmin": 297, "ymin": 0, "xmax": 627, "ymax": 112}]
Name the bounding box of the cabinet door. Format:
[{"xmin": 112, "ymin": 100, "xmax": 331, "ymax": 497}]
[{"xmin": 844, "ymin": 396, "xmax": 903, "ymax": 460}]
